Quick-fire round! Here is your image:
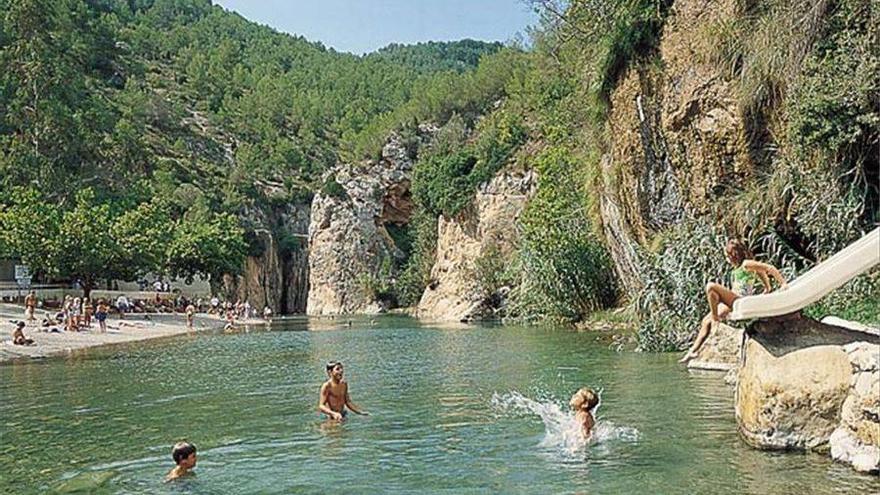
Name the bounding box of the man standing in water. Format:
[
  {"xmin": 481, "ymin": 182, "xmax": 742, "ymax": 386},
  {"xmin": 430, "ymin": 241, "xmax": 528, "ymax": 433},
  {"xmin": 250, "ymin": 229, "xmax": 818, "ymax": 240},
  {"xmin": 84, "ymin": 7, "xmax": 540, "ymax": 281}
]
[{"xmin": 318, "ymin": 361, "xmax": 369, "ymax": 421}]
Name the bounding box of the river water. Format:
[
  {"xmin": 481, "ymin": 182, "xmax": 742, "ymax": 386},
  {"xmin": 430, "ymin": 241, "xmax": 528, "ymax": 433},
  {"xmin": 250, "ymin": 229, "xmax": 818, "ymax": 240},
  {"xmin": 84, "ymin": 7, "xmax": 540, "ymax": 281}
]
[{"xmin": 1, "ymin": 317, "xmax": 877, "ymax": 494}]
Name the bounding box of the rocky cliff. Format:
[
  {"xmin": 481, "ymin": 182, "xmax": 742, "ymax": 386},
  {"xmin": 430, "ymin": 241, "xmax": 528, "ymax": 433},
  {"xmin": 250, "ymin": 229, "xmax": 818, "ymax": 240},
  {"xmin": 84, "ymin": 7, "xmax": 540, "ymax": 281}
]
[
  {"xmin": 736, "ymin": 316, "xmax": 880, "ymax": 473},
  {"xmin": 600, "ymin": 0, "xmax": 753, "ymax": 293},
  {"xmin": 223, "ymin": 203, "xmax": 310, "ymax": 314},
  {"xmin": 417, "ymin": 169, "xmax": 537, "ymax": 321},
  {"xmin": 306, "ymin": 127, "xmax": 435, "ymax": 315}
]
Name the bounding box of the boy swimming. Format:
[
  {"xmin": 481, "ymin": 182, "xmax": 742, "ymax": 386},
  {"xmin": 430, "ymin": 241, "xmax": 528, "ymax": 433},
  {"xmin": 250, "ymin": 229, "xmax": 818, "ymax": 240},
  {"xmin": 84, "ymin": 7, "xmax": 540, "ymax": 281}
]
[
  {"xmin": 165, "ymin": 441, "xmax": 197, "ymax": 481},
  {"xmin": 318, "ymin": 361, "xmax": 369, "ymax": 421},
  {"xmin": 570, "ymin": 387, "xmax": 599, "ymax": 439}
]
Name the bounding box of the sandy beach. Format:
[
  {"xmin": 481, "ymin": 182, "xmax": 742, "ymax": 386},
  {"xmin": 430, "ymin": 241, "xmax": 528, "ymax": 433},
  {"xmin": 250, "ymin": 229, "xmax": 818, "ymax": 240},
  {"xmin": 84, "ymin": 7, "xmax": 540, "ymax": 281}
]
[{"xmin": 0, "ymin": 303, "xmax": 261, "ymax": 363}]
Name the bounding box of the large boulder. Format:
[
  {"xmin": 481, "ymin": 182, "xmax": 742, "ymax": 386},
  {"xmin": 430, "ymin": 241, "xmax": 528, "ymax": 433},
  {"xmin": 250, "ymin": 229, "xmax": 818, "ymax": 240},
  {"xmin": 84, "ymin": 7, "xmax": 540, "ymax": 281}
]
[
  {"xmin": 307, "ymin": 127, "xmax": 435, "ymax": 315},
  {"xmin": 417, "ymin": 169, "xmax": 536, "ymax": 322},
  {"xmin": 735, "ymin": 315, "xmax": 880, "ymax": 473},
  {"xmin": 687, "ymin": 322, "xmax": 743, "ymax": 371}
]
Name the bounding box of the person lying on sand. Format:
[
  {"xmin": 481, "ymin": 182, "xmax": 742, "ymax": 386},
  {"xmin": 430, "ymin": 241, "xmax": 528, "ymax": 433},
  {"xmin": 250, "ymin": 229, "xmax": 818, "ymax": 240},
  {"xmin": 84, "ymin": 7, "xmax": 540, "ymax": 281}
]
[
  {"xmin": 318, "ymin": 361, "xmax": 369, "ymax": 421},
  {"xmin": 12, "ymin": 321, "xmax": 35, "ymax": 346},
  {"xmin": 570, "ymin": 387, "xmax": 599, "ymax": 439},
  {"xmin": 679, "ymin": 238, "xmax": 787, "ymax": 363},
  {"xmin": 165, "ymin": 441, "xmax": 197, "ymax": 482}
]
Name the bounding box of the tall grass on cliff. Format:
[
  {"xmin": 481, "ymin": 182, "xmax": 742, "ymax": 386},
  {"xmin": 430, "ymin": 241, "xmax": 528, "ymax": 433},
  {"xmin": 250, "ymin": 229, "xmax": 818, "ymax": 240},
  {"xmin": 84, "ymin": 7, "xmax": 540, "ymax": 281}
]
[
  {"xmin": 507, "ymin": 147, "xmax": 618, "ymax": 323},
  {"xmin": 635, "ymin": 222, "xmax": 730, "ymax": 352}
]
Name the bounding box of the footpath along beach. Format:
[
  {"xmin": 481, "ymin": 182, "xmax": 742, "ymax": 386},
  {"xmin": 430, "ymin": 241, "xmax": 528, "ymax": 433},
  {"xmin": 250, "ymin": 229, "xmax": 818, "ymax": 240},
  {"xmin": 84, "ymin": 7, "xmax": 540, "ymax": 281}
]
[{"xmin": 0, "ymin": 303, "xmax": 262, "ymax": 363}]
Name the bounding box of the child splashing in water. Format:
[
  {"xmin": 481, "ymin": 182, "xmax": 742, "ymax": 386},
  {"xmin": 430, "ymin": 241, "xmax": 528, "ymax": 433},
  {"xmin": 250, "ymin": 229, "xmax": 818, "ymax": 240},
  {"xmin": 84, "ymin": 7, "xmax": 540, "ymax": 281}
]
[
  {"xmin": 491, "ymin": 388, "xmax": 638, "ymax": 453},
  {"xmin": 679, "ymin": 239, "xmax": 787, "ymax": 363},
  {"xmin": 570, "ymin": 388, "xmax": 599, "ymax": 439}
]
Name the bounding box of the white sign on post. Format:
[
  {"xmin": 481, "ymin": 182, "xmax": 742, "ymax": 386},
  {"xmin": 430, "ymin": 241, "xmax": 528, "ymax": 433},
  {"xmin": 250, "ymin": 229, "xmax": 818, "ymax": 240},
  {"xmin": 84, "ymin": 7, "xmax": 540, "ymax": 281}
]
[{"xmin": 14, "ymin": 265, "xmax": 31, "ymax": 288}]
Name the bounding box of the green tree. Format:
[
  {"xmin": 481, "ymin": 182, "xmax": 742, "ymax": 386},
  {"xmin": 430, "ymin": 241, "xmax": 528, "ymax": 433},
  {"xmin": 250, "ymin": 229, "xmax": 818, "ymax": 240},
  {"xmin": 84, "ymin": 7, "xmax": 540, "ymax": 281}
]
[
  {"xmin": 0, "ymin": 188, "xmax": 62, "ymax": 277},
  {"xmin": 165, "ymin": 211, "xmax": 247, "ymax": 285}
]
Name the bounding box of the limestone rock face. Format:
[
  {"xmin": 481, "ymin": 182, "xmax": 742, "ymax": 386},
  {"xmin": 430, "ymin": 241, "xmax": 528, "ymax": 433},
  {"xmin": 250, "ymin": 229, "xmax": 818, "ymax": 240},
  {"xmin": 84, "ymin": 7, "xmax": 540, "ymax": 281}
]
[
  {"xmin": 307, "ymin": 127, "xmax": 434, "ymax": 315},
  {"xmin": 417, "ymin": 169, "xmax": 536, "ymax": 322},
  {"xmin": 223, "ymin": 203, "xmax": 310, "ymax": 314},
  {"xmin": 687, "ymin": 322, "xmax": 743, "ymax": 371},
  {"xmin": 600, "ymin": 0, "xmax": 752, "ymax": 293},
  {"xmin": 735, "ymin": 316, "xmax": 880, "ymax": 473},
  {"xmin": 830, "ymin": 342, "xmax": 880, "ymax": 473}
]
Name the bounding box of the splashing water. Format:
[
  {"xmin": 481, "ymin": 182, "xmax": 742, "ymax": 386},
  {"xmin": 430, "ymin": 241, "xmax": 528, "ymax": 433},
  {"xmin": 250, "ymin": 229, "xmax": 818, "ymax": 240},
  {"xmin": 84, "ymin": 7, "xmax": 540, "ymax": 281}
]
[{"xmin": 490, "ymin": 391, "xmax": 640, "ymax": 453}]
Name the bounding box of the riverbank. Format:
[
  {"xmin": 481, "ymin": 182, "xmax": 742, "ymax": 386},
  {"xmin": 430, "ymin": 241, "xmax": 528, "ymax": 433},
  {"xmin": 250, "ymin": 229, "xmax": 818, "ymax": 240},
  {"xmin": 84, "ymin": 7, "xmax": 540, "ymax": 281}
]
[{"xmin": 0, "ymin": 304, "xmax": 263, "ymax": 364}]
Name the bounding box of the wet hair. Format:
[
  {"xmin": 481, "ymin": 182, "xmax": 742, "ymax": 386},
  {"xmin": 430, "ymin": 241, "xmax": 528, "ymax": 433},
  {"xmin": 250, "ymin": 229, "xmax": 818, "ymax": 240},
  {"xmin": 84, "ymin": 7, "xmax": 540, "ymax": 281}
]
[
  {"xmin": 725, "ymin": 239, "xmax": 752, "ymax": 266},
  {"xmin": 571, "ymin": 388, "xmax": 599, "ymax": 412},
  {"xmin": 172, "ymin": 441, "xmax": 196, "ymax": 465},
  {"xmin": 326, "ymin": 361, "xmax": 342, "ymax": 373},
  {"xmin": 16, "ymin": 321, "xmax": 25, "ymax": 329}
]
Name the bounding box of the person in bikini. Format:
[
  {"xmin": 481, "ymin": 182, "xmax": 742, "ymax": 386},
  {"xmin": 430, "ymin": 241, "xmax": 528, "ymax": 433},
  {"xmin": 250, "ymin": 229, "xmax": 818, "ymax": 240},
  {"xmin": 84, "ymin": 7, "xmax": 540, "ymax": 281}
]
[
  {"xmin": 185, "ymin": 303, "xmax": 196, "ymax": 329},
  {"xmin": 679, "ymin": 239, "xmax": 787, "ymax": 363},
  {"xmin": 318, "ymin": 361, "xmax": 369, "ymax": 421}
]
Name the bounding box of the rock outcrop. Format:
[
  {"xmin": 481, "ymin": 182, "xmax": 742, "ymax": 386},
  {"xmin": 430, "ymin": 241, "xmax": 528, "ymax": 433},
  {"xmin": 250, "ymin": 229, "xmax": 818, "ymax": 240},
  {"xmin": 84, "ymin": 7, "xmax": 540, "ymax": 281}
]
[
  {"xmin": 417, "ymin": 169, "xmax": 536, "ymax": 322},
  {"xmin": 307, "ymin": 127, "xmax": 435, "ymax": 315},
  {"xmin": 600, "ymin": 0, "xmax": 753, "ymax": 293},
  {"xmin": 687, "ymin": 322, "xmax": 743, "ymax": 371},
  {"xmin": 830, "ymin": 342, "xmax": 880, "ymax": 473},
  {"xmin": 223, "ymin": 203, "xmax": 310, "ymax": 314},
  {"xmin": 735, "ymin": 316, "xmax": 880, "ymax": 473}
]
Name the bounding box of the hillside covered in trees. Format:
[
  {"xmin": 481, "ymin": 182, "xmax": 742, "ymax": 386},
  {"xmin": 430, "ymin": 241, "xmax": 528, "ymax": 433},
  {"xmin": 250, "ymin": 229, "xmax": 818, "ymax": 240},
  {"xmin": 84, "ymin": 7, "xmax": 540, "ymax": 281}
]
[
  {"xmin": 0, "ymin": 0, "xmax": 511, "ymax": 294},
  {"xmin": 1, "ymin": 0, "xmax": 877, "ymax": 351}
]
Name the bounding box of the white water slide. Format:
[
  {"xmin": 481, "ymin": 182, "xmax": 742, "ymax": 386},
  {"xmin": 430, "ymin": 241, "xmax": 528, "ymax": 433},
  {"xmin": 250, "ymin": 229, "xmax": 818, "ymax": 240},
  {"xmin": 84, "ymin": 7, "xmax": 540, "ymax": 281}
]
[{"xmin": 728, "ymin": 227, "xmax": 880, "ymax": 321}]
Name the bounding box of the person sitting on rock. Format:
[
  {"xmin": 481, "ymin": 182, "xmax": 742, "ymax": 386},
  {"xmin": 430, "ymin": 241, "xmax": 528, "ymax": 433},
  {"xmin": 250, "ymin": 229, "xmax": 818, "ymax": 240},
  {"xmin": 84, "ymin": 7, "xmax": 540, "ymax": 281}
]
[
  {"xmin": 12, "ymin": 321, "xmax": 35, "ymax": 345},
  {"xmin": 679, "ymin": 239, "xmax": 787, "ymax": 363},
  {"xmin": 570, "ymin": 387, "xmax": 599, "ymax": 439}
]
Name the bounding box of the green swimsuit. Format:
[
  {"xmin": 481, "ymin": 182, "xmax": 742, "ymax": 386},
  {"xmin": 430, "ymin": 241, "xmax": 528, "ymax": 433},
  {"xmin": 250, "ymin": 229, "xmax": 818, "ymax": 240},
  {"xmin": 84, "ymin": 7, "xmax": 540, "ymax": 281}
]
[{"xmin": 730, "ymin": 264, "xmax": 762, "ymax": 296}]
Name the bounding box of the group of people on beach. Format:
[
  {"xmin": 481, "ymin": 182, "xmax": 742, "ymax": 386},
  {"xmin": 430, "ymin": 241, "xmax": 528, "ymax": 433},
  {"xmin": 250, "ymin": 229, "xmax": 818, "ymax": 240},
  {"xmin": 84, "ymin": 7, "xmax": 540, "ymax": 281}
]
[{"xmin": 19, "ymin": 292, "xmax": 112, "ymax": 335}]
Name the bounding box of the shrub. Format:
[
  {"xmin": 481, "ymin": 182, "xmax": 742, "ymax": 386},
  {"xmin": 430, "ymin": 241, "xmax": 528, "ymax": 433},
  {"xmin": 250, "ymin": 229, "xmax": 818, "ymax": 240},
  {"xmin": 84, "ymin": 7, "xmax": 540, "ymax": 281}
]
[
  {"xmin": 635, "ymin": 221, "xmax": 729, "ymax": 351},
  {"xmin": 507, "ymin": 146, "xmax": 617, "ymax": 323},
  {"xmin": 320, "ymin": 177, "xmax": 347, "ymax": 199}
]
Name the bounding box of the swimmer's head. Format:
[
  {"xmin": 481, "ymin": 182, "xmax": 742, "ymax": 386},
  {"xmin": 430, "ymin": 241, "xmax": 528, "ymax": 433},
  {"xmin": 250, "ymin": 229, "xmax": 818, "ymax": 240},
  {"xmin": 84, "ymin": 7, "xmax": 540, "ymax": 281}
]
[
  {"xmin": 570, "ymin": 388, "xmax": 599, "ymax": 412},
  {"xmin": 171, "ymin": 441, "xmax": 197, "ymax": 468},
  {"xmin": 326, "ymin": 361, "xmax": 344, "ymax": 379}
]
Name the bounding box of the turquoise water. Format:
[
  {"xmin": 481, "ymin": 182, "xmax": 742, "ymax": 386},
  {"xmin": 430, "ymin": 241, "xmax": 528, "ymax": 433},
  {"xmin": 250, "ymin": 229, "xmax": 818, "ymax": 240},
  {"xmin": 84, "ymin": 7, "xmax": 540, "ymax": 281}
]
[{"xmin": 1, "ymin": 317, "xmax": 878, "ymax": 494}]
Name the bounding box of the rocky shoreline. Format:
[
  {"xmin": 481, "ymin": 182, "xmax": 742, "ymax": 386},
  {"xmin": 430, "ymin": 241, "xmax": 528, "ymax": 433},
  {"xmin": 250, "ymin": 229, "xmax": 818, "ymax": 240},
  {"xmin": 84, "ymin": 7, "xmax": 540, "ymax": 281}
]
[{"xmin": 687, "ymin": 313, "xmax": 880, "ymax": 475}]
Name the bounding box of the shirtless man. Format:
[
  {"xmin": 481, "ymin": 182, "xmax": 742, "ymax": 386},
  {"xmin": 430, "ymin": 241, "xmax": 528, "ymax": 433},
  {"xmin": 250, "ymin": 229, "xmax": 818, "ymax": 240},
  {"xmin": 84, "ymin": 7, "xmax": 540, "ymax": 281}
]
[
  {"xmin": 318, "ymin": 361, "xmax": 369, "ymax": 421},
  {"xmin": 24, "ymin": 291, "xmax": 37, "ymax": 321}
]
